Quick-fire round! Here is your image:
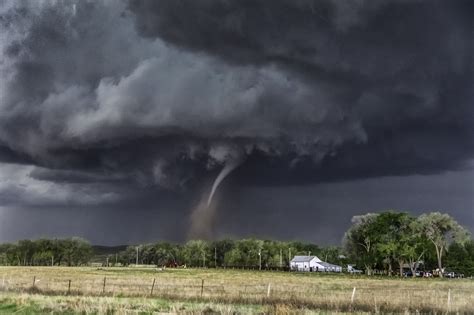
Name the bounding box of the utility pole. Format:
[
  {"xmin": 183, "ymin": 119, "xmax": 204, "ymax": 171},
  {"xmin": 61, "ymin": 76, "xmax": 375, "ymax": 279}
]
[
  {"xmin": 288, "ymin": 248, "xmax": 292, "ymax": 271},
  {"xmin": 136, "ymin": 246, "xmax": 139, "ymax": 266},
  {"xmin": 214, "ymin": 247, "xmax": 217, "ymax": 268},
  {"xmin": 51, "ymin": 255, "xmax": 54, "ymax": 267},
  {"xmin": 258, "ymin": 249, "xmax": 262, "ymax": 270},
  {"xmin": 280, "ymin": 249, "xmax": 282, "ymax": 268}
]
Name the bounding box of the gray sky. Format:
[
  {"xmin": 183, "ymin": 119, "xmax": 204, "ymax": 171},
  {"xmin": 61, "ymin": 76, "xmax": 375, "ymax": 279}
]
[
  {"xmin": 0, "ymin": 0, "xmax": 472, "ymax": 245},
  {"xmin": 0, "ymin": 164, "xmax": 472, "ymax": 245}
]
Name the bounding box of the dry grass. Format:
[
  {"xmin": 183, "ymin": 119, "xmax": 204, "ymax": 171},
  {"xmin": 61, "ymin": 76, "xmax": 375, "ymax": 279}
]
[{"xmin": 0, "ymin": 267, "xmax": 473, "ymax": 314}]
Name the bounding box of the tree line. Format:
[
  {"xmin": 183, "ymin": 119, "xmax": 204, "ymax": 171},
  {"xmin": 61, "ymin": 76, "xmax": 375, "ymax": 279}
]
[
  {"xmin": 0, "ymin": 211, "xmax": 472, "ymax": 276},
  {"xmin": 115, "ymin": 239, "xmax": 344, "ymax": 269},
  {"xmin": 0, "ymin": 238, "xmax": 93, "ymax": 266},
  {"xmin": 115, "ymin": 212, "xmax": 473, "ymax": 277}
]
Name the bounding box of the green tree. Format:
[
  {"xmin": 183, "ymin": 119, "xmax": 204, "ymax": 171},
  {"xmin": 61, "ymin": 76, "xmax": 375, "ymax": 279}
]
[
  {"xmin": 62, "ymin": 238, "xmax": 93, "ymax": 266},
  {"xmin": 0, "ymin": 243, "xmax": 20, "ymax": 265},
  {"xmin": 118, "ymin": 246, "xmax": 137, "ymax": 266},
  {"xmin": 224, "ymin": 239, "xmax": 263, "ymax": 268},
  {"xmin": 34, "ymin": 239, "xmax": 56, "ymax": 266},
  {"xmin": 153, "ymin": 242, "xmax": 180, "ymax": 266},
  {"xmin": 183, "ymin": 240, "xmax": 210, "ymax": 267},
  {"xmin": 210, "ymin": 239, "xmax": 234, "ymax": 267},
  {"xmin": 343, "ymin": 213, "xmax": 380, "ymax": 275},
  {"xmin": 50, "ymin": 239, "xmax": 65, "ymax": 266},
  {"xmin": 140, "ymin": 244, "xmax": 156, "ymax": 264},
  {"xmin": 320, "ymin": 246, "xmax": 347, "ymax": 267},
  {"xmin": 17, "ymin": 240, "xmax": 36, "ymax": 266},
  {"xmin": 445, "ymin": 240, "xmax": 474, "ymax": 276},
  {"xmin": 261, "ymin": 240, "xmax": 283, "ymax": 268},
  {"xmin": 416, "ymin": 212, "xmax": 470, "ymax": 277},
  {"xmin": 374, "ymin": 212, "xmax": 414, "ymax": 276},
  {"xmin": 400, "ymin": 221, "xmax": 430, "ymax": 277}
]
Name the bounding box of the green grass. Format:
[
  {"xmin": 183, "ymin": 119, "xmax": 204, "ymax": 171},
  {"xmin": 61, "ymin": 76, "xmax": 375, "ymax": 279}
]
[
  {"xmin": 0, "ymin": 293, "xmax": 268, "ymax": 314},
  {"xmin": 0, "ymin": 299, "xmax": 51, "ymax": 315}
]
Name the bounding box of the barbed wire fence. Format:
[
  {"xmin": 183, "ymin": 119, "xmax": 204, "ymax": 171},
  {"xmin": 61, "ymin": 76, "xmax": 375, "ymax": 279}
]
[{"xmin": 1, "ymin": 273, "xmax": 473, "ymax": 313}]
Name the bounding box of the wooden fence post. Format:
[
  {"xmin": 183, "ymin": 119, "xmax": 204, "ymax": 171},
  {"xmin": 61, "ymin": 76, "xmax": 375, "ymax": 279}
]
[
  {"xmin": 102, "ymin": 277, "xmax": 106, "ymax": 294},
  {"xmin": 266, "ymin": 283, "xmax": 271, "ymax": 297},
  {"xmin": 32, "ymin": 276, "xmax": 36, "ymax": 287},
  {"xmin": 447, "ymin": 288, "xmax": 451, "ymax": 312},
  {"xmin": 200, "ymin": 279, "xmax": 204, "ymax": 298},
  {"xmin": 351, "ymin": 287, "xmax": 356, "ymax": 304},
  {"xmin": 150, "ymin": 278, "xmax": 156, "ymax": 296},
  {"xmin": 67, "ymin": 280, "xmax": 71, "ymax": 295}
]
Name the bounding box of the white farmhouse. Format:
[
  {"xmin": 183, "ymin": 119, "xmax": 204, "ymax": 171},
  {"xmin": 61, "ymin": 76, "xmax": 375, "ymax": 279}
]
[{"xmin": 290, "ymin": 256, "xmax": 342, "ymax": 272}]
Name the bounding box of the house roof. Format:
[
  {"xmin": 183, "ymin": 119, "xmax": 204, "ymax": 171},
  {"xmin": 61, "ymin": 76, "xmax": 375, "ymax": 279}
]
[{"xmin": 290, "ymin": 255, "xmax": 321, "ymax": 263}]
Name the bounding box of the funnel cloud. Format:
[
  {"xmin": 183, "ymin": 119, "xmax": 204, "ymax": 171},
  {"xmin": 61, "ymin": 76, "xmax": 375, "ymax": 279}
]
[
  {"xmin": 0, "ymin": 0, "xmax": 472, "ymax": 244},
  {"xmin": 207, "ymin": 148, "xmax": 245, "ymax": 207}
]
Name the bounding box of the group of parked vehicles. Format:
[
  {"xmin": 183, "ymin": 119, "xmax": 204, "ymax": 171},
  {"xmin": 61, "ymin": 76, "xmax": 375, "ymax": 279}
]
[{"xmin": 403, "ymin": 270, "xmax": 465, "ymax": 278}]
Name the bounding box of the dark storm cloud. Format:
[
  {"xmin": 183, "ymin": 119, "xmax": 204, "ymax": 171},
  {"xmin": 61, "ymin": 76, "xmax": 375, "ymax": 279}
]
[
  {"xmin": 128, "ymin": 0, "xmax": 474, "ymax": 181},
  {"xmin": 0, "ymin": 144, "xmax": 33, "ymax": 165},
  {"xmin": 28, "ymin": 168, "xmax": 125, "ymax": 184},
  {"xmin": 2, "ymin": 168, "xmax": 472, "ymax": 245},
  {"xmin": 0, "ymin": 0, "xmax": 472, "ymax": 192},
  {"xmin": 129, "ymin": 0, "xmax": 473, "ymax": 87}
]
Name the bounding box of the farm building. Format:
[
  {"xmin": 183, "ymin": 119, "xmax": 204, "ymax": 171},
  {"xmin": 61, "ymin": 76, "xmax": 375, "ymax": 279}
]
[{"xmin": 290, "ymin": 256, "xmax": 342, "ymax": 272}]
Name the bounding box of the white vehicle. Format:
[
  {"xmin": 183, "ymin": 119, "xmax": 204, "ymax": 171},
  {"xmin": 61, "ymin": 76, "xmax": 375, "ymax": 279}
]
[{"xmin": 347, "ymin": 265, "xmax": 363, "ymax": 274}]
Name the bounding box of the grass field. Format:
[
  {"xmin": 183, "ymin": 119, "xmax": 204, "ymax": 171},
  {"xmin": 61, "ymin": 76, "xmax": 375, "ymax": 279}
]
[{"xmin": 0, "ymin": 267, "xmax": 473, "ymax": 314}]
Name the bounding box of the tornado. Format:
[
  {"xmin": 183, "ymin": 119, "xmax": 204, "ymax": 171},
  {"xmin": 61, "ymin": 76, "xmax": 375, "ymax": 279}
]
[
  {"xmin": 188, "ymin": 151, "xmax": 245, "ymax": 239},
  {"xmin": 207, "ymin": 157, "xmax": 244, "ymax": 206}
]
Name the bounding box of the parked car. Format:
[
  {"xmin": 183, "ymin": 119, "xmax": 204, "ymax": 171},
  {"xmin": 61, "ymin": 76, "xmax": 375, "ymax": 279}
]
[
  {"xmin": 347, "ymin": 265, "xmax": 363, "ymax": 274},
  {"xmin": 403, "ymin": 270, "xmax": 433, "ymax": 278},
  {"xmin": 403, "ymin": 270, "xmax": 423, "ymax": 277},
  {"xmin": 443, "ymin": 271, "xmax": 464, "ymax": 278}
]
